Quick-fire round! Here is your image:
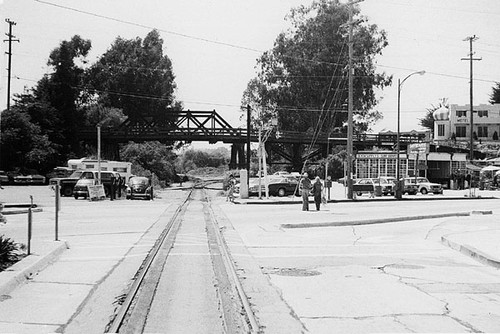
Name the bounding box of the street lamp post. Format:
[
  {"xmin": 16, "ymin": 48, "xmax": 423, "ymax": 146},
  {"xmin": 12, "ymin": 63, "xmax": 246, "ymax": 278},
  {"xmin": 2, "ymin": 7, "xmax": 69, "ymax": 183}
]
[{"xmin": 395, "ymin": 70, "xmax": 425, "ymax": 199}]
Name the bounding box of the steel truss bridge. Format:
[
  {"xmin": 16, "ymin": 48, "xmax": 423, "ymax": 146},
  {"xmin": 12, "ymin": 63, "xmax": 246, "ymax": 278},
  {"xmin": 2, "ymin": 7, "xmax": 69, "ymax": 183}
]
[{"xmin": 80, "ymin": 109, "xmax": 428, "ymax": 171}]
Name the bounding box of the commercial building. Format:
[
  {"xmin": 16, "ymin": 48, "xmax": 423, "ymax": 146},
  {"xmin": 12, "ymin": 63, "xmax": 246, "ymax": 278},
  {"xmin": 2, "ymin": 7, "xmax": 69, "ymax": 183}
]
[{"xmin": 355, "ymin": 147, "xmax": 467, "ymax": 187}]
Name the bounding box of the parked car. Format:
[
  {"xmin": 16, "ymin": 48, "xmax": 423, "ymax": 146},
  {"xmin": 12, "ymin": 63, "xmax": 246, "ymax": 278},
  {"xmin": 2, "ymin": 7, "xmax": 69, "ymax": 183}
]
[
  {"xmin": 13, "ymin": 174, "xmax": 46, "ymax": 185},
  {"xmin": 126, "ymin": 176, "xmax": 152, "ymax": 200},
  {"xmin": 46, "ymin": 167, "xmax": 74, "ymax": 180},
  {"xmin": 273, "ymin": 171, "xmax": 290, "ymax": 177},
  {"xmin": 73, "ymin": 178, "xmax": 95, "ymax": 199},
  {"xmin": 237, "ymin": 176, "xmax": 300, "ymax": 197},
  {"xmin": 372, "ymin": 177, "xmax": 395, "ymax": 195},
  {"xmin": 404, "ymin": 177, "xmax": 443, "ymax": 195},
  {"xmin": 353, "ymin": 178, "xmax": 393, "ymax": 196},
  {"xmin": 268, "ymin": 176, "xmax": 300, "ymax": 197},
  {"xmin": 0, "ymin": 171, "xmax": 9, "ymax": 184},
  {"xmin": 402, "ymin": 179, "xmax": 418, "ymax": 195}
]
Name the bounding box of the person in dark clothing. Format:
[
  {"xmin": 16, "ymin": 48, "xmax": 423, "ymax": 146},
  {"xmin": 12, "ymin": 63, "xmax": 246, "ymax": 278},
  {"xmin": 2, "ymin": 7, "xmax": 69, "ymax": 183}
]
[
  {"xmin": 299, "ymin": 172, "xmax": 312, "ymax": 211},
  {"xmin": 312, "ymin": 176, "xmax": 323, "ymax": 211}
]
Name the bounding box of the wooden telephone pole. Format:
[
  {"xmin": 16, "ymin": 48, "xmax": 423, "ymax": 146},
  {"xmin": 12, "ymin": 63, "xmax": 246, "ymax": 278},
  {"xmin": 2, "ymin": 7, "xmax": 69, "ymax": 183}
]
[
  {"xmin": 346, "ymin": 0, "xmax": 363, "ymax": 199},
  {"xmin": 4, "ymin": 19, "xmax": 19, "ymax": 111},
  {"xmin": 461, "ymin": 35, "xmax": 481, "ymax": 160}
]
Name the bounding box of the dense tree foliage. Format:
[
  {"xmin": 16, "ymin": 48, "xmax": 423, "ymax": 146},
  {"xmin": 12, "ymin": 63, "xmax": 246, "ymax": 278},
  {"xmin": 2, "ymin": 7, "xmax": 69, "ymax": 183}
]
[
  {"xmin": 42, "ymin": 35, "xmax": 92, "ymax": 154},
  {"xmin": 0, "ymin": 36, "xmax": 90, "ymax": 171},
  {"xmin": 242, "ymin": 0, "xmax": 391, "ymax": 134},
  {"xmin": 490, "ymin": 82, "xmax": 500, "ymax": 104},
  {"xmin": 0, "ymin": 105, "xmax": 58, "ymax": 172},
  {"xmin": 120, "ymin": 141, "xmax": 178, "ymax": 183},
  {"xmin": 1, "ymin": 30, "xmax": 182, "ymax": 183},
  {"xmin": 176, "ymin": 147, "xmax": 230, "ymax": 172},
  {"xmin": 86, "ymin": 30, "xmax": 181, "ymax": 122}
]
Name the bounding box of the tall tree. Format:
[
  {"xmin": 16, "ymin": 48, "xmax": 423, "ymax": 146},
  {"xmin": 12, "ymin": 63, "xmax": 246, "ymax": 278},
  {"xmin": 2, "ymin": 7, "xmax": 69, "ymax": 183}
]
[
  {"xmin": 242, "ymin": 0, "xmax": 391, "ymax": 134},
  {"xmin": 87, "ymin": 30, "xmax": 181, "ymax": 123},
  {"xmin": 0, "ymin": 36, "xmax": 90, "ymax": 172},
  {"xmin": 0, "ymin": 106, "xmax": 58, "ymax": 172},
  {"xmin": 43, "ymin": 35, "xmax": 91, "ymax": 155},
  {"xmin": 490, "ymin": 82, "xmax": 500, "ymax": 104}
]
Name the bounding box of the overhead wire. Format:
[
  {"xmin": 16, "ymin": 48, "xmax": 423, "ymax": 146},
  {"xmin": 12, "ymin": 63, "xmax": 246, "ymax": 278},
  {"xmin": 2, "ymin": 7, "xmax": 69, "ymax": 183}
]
[
  {"xmin": 30, "ymin": 0, "xmax": 500, "ymax": 89},
  {"xmin": 25, "ymin": 0, "xmax": 500, "ymax": 128}
]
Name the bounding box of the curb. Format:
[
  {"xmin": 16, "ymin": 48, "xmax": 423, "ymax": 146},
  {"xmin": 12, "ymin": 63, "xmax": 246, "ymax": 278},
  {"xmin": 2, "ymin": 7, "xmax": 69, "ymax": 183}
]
[
  {"xmin": 0, "ymin": 240, "xmax": 69, "ymax": 296},
  {"xmin": 281, "ymin": 212, "xmax": 472, "ymax": 229},
  {"xmin": 3, "ymin": 208, "xmax": 43, "ymax": 215},
  {"xmin": 441, "ymin": 235, "xmax": 500, "ymax": 269},
  {"xmin": 235, "ymin": 196, "xmax": 498, "ymax": 205}
]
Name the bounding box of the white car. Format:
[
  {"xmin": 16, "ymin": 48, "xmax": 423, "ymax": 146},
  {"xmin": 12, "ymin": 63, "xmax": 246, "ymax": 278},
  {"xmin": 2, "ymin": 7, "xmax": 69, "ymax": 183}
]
[{"xmin": 404, "ymin": 177, "xmax": 443, "ymax": 195}]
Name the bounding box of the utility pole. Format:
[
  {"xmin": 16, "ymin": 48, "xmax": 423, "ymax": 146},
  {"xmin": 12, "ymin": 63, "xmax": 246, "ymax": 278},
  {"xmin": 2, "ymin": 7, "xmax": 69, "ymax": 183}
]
[
  {"xmin": 4, "ymin": 19, "xmax": 19, "ymax": 112},
  {"xmin": 461, "ymin": 35, "xmax": 481, "ymax": 161},
  {"xmin": 246, "ymin": 104, "xmax": 251, "ymax": 185},
  {"xmin": 346, "ymin": 0, "xmax": 363, "ymax": 199}
]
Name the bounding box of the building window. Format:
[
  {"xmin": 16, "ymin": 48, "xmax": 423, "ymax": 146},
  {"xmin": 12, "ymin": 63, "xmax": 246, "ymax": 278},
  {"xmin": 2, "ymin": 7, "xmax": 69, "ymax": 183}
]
[
  {"xmin": 478, "ymin": 110, "xmax": 488, "ymax": 117},
  {"xmin": 456, "ymin": 110, "xmax": 467, "ymax": 118},
  {"xmin": 478, "ymin": 126, "xmax": 488, "ymax": 138},
  {"xmin": 438, "ymin": 124, "xmax": 445, "ymax": 136},
  {"xmin": 456, "ymin": 126, "xmax": 466, "ymax": 137}
]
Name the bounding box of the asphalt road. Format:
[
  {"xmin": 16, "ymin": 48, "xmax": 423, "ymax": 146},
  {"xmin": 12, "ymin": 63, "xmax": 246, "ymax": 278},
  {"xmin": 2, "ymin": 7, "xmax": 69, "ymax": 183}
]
[
  {"xmin": 0, "ymin": 184, "xmax": 499, "ymax": 333},
  {"xmin": 220, "ymin": 196, "xmax": 500, "ymax": 333}
]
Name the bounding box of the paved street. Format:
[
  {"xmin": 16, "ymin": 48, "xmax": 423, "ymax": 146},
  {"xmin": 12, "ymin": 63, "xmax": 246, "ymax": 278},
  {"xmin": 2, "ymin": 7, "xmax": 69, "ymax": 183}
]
[
  {"xmin": 217, "ymin": 186, "xmax": 500, "ymax": 333},
  {"xmin": 0, "ymin": 183, "xmax": 499, "ymax": 333}
]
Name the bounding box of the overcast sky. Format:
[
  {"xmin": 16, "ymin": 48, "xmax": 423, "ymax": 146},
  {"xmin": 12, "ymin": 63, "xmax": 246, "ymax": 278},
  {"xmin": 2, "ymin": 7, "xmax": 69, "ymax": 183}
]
[{"xmin": 2, "ymin": 0, "xmax": 500, "ymax": 139}]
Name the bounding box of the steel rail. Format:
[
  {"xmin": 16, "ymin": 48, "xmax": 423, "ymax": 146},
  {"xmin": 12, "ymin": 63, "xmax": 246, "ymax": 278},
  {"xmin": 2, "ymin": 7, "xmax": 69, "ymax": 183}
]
[
  {"xmin": 203, "ymin": 189, "xmax": 260, "ymax": 333},
  {"xmin": 107, "ymin": 188, "xmax": 193, "ymax": 333}
]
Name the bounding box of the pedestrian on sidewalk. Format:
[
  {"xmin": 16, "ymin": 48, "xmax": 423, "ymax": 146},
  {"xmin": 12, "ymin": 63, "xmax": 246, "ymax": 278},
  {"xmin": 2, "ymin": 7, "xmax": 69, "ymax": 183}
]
[
  {"xmin": 226, "ymin": 175, "xmax": 236, "ymax": 202},
  {"xmin": 299, "ymin": 172, "xmax": 312, "ymax": 211},
  {"xmin": 312, "ymin": 176, "xmax": 323, "ymax": 211}
]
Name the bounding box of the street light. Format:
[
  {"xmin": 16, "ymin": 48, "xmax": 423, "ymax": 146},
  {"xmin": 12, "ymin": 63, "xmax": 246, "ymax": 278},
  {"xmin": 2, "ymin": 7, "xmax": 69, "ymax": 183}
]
[{"xmin": 395, "ymin": 70, "xmax": 425, "ymax": 199}]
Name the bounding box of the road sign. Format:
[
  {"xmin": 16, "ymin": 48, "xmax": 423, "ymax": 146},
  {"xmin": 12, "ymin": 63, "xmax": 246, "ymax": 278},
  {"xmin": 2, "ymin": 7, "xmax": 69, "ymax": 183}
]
[{"xmin": 408, "ymin": 143, "xmax": 429, "ymax": 155}]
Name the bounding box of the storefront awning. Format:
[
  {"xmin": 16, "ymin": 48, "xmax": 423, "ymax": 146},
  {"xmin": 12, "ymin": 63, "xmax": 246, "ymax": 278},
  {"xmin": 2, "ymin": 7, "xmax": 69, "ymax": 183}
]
[
  {"xmin": 481, "ymin": 165, "xmax": 500, "ymax": 172},
  {"xmin": 466, "ymin": 163, "xmax": 483, "ymax": 171}
]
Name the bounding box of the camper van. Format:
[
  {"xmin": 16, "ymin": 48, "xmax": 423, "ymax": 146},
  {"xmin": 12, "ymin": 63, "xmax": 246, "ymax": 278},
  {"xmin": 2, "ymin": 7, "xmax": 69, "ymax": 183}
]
[
  {"xmin": 50, "ymin": 158, "xmax": 132, "ymax": 197},
  {"xmin": 67, "ymin": 158, "xmax": 132, "ymax": 180}
]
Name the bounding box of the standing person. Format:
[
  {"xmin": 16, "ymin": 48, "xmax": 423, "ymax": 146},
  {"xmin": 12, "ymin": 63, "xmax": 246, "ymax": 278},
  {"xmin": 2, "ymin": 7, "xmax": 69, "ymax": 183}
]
[
  {"xmin": 226, "ymin": 175, "xmax": 236, "ymax": 202},
  {"xmin": 312, "ymin": 176, "xmax": 323, "ymax": 211},
  {"xmin": 299, "ymin": 172, "xmax": 312, "ymax": 211}
]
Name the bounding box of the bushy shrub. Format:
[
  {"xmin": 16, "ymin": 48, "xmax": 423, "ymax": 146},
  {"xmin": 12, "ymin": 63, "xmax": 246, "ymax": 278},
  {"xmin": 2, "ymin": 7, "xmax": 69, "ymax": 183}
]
[{"xmin": 0, "ymin": 235, "xmax": 25, "ymax": 272}]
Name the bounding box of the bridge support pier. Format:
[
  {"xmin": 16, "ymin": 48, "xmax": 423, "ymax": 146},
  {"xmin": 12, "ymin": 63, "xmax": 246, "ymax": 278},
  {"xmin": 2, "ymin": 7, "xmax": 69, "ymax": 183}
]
[{"xmin": 229, "ymin": 143, "xmax": 246, "ymax": 170}]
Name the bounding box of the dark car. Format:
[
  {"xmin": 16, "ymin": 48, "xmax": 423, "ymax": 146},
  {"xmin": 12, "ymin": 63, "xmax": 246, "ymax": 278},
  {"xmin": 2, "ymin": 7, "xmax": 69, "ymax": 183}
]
[
  {"xmin": 50, "ymin": 170, "xmax": 84, "ymax": 197},
  {"xmin": 72, "ymin": 178, "xmax": 95, "ymax": 199},
  {"xmin": 237, "ymin": 176, "xmax": 300, "ymax": 197},
  {"xmin": 126, "ymin": 176, "xmax": 152, "ymax": 200},
  {"xmin": 13, "ymin": 174, "xmax": 46, "ymax": 185},
  {"xmin": 268, "ymin": 176, "xmax": 300, "ymax": 197},
  {"xmin": 46, "ymin": 167, "xmax": 74, "ymax": 180},
  {"xmin": 0, "ymin": 171, "xmax": 9, "ymax": 185}
]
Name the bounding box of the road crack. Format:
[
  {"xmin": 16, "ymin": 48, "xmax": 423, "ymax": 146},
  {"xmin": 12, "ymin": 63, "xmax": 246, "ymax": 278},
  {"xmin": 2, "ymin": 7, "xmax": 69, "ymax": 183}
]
[{"xmin": 351, "ymin": 226, "xmax": 362, "ymax": 245}]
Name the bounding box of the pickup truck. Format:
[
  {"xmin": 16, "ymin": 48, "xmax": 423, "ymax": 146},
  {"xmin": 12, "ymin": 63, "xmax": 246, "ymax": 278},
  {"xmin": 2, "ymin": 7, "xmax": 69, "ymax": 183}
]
[{"xmin": 49, "ymin": 170, "xmax": 84, "ymax": 197}]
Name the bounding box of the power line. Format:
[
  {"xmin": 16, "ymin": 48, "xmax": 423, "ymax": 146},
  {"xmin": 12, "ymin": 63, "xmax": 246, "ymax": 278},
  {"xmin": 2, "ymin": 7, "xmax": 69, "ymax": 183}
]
[
  {"xmin": 34, "ymin": 0, "xmax": 345, "ymax": 68},
  {"xmin": 33, "ymin": 0, "xmax": 500, "ymax": 85}
]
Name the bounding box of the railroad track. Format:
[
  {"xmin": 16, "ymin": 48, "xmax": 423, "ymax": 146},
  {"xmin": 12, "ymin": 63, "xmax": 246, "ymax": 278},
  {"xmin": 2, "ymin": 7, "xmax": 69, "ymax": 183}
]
[{"xmin": 107, "ymin": 182, "xmax": 259, "ymax": 333}]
